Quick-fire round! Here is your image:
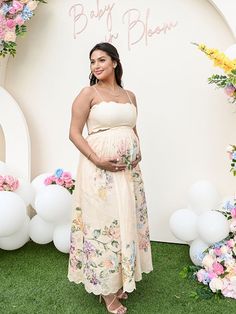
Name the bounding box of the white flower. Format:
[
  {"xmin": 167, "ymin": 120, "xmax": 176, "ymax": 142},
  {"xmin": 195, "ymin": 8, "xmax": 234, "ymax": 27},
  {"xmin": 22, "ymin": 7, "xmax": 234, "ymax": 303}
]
[
  {"xmin": 209, "ymin": 277, "xmax": 223, "ymax": 292},
  {"xmin": 27, "ymin": 1, "xmax": 38, "ymax": 11},
  {"xmin": 202, "ymin": 254, "xmax": 215, "ymax": 269},
  {"xmin": 230, "ymin": 219, "xmax": 236, "ymax": 233},
  {"xmin": 226, "ymin": 145, "xmax": 234, "ymax": 153},
  {"xmin": 221, "ymin": 245, "xmax": 228, "ymax": 254},
  {"xmin": 230, "ymin": 276, "xmax": 236, "ymax": 288},
  {"xmin": 4, "ymin": 31, "xmax": 16, "ymax": 42}
]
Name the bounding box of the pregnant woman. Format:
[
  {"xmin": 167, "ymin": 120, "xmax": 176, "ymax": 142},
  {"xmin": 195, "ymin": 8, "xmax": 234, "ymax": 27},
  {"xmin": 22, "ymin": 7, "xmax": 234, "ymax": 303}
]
[{"xmin": 68, "ymin": 42, "xmax": 153, "ymax": 314}]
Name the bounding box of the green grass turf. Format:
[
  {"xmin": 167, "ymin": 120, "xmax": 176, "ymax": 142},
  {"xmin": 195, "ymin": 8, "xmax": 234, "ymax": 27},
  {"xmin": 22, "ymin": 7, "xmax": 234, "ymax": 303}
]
[{"xmin": 0, "ymin": 241, "xmax": 235, "ymax": 314}]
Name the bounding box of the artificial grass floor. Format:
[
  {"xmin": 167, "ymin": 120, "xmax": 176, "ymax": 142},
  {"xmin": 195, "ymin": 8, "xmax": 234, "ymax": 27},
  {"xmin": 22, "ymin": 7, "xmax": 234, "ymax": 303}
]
[{"xmin": 0, "ymin": 241, "xmax": 235, "ymax": 314}]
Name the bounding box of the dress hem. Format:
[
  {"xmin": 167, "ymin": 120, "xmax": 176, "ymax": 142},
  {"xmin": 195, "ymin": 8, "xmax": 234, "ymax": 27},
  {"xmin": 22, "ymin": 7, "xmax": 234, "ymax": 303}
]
[{"xmin": 67, "ymin": 268, "xmax": 153, "ymax": 296}]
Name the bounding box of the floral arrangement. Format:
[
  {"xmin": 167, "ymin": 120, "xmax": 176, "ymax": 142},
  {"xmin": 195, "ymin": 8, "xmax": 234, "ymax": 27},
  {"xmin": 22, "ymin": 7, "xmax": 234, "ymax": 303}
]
[
  {"xmin": 0, "ymin": 0, "xmax": 46, "ymax": 57},
  {"xmin": 44, "ymin": 168, "xmax": 76, "ymax": 195},
  {"xmin": 181, "ymin": 200, "xmax": 236, "ymax": 300},
  {"xmin": 194, "ymin": 43, "xmax": 236, "ymax": 103},
  {"xmin": 227, "ymin": 144, "xmax": 236, "ymax": 176},
  {"xmin": 0, "ymin": 174, "xmax": 19, "ymax": 191}
]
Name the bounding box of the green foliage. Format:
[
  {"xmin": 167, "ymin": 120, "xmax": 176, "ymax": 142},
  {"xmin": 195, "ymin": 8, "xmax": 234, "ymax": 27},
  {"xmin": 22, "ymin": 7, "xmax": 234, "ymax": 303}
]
[{"xmin": 0, "ymin": 41, "xmax": 17, "ymax": 57}]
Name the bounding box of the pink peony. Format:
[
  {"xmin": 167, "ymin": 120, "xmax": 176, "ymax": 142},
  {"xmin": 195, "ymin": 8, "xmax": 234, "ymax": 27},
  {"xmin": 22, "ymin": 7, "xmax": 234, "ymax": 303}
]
[{"xmin": 212, "ymin": 262, "xmax": 224, "ymax": 275}]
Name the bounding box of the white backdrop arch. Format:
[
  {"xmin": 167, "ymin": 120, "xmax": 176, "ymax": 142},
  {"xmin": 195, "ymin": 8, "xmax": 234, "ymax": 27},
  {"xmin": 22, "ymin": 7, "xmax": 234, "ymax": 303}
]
[{"xmin": 1, "ymin": 0, "xmax": 236, "ymax": 242}]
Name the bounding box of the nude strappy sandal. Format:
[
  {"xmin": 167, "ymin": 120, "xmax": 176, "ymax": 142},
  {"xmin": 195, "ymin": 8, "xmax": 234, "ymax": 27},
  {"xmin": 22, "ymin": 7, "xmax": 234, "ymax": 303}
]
[{"xmin": 99, "ymin": 294, "xmax": 127, "ymax": 313}]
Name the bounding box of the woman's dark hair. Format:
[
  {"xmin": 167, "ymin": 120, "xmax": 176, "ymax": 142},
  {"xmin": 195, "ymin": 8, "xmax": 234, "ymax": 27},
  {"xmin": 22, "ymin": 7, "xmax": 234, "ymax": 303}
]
[{"xmin": 89, "ymin": 42, "xmax": 123, "ymax": 87}]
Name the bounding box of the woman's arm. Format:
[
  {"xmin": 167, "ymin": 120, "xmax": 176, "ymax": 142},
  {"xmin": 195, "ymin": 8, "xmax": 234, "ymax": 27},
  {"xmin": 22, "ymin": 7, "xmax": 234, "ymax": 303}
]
[
  {"xmin": 69, "ymin": 87, "xmax": 126, "ymax": 172},
  {"xmin": 69, "ymin": 87, "xmax": 100, "ymax": 165}
]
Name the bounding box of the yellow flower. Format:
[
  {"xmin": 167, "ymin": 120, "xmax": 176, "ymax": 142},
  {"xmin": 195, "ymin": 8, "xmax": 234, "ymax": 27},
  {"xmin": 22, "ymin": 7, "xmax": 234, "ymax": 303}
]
[{"xmin": 197, "ymin": 43, "xmax": 236, "ymax": 73}]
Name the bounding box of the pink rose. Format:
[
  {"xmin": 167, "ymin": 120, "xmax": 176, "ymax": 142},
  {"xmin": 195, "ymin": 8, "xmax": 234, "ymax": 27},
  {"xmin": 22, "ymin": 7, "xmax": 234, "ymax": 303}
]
[
  {"xmin": 11, "ymin": 179, "xmax": 19, "ymax": 191},
  {"xmin": 14, "ymin": 15, "xmax": 24, "ymax": 26},
  {"xmin": 61, "ymin": 172, "xmax": 72, "ymax": 183},
  {"xmin": 56, "ymin": 178, "xmax": 64, "ymax": 185},
  {"xmin": 6, "ymin": 19, "xmax": 16, "ymax": 29},
  {"xmin": 231, "ymin": 208, "xmax": 236, "ymax": 218},
  {"xmin": 212, "ymin": 262, "xmax": 224, "ymax": 275},
  {"xmin": 44, "ymin": 176, "xmax": 54, "ymax": 185},
  {"xmin": 208, "ymin": 271, "xmax": 217, "ymax": 280},
  {"xmin": 10, "ymin": 1, "xmax": 24, "ymax": 13}
]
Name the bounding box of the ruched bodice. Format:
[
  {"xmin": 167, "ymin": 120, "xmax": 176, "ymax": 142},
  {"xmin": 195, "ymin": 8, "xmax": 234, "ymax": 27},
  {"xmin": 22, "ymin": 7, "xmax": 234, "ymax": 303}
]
[{"xmin": 87, "ymin": 101, "xmax": 137, "ymax": 134}]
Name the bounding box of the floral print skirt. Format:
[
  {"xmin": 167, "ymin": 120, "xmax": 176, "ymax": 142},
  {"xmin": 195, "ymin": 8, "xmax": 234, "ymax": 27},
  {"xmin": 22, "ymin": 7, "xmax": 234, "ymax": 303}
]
[{"xmin": 67, "ymin": 126, "xmax": 153, "ymax": 295}]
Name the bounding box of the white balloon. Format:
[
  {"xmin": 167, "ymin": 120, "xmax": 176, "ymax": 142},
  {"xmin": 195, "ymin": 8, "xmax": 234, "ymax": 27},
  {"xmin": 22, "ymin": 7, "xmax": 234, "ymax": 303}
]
[
  {"xmin": 0, "ymin": 215, "xmax": 30, "ymax": 250},
  {"xmin": 189, "ymin": 238, "xmax": 209, "ymax": 266},
  {"xmin": 0, "ymin": 161, "xmax": 8, "ymax": 175},
  {"xmin": 169, "ymin": 208, "xmax": 198, "ymax": 242},
  {"xmin": 188, "ymin": 180, "xmax": 220, "ymax": 214},
  {"xmin": 30, "ymin": 173, "xmax": 51, "ymax": 208},
  {"xmin": 35, "ymin": 185, "xmax": 72, "ymax": 223},
  {"xmin": 53, "ymin": 223, "xmax": 71, "ymax": 253},
  {"xmin": 197, "ymin": 210, "xmax": 229, "ymax": 245},
  {"xmin": 29, "ymin": 215, "xmax": 54, "ymax": 244},
  {"xmin": 0, "ymin": 191, "xmax": 27, "ymax": 237},
  {"xmin": 224, "ymin": 44, "xmax": 236, "ymax": 60},
  {"xmin": 15, "ymin": 178, "xmax": 35, "ymax": 206}
]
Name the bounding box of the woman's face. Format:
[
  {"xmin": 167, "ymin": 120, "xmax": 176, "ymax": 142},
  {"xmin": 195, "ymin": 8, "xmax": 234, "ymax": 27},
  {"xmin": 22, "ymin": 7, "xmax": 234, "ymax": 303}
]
[{"xmin": 90, "ymin": 49, "xmax": 116, "ymax": 81}]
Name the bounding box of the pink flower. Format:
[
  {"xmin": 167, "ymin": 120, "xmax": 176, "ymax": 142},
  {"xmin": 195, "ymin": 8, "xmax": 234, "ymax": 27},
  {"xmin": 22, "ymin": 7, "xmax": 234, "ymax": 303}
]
[
  {"xmin": 44, "ymin": 176, "xmax": 54, "ymax": 185},
  {"xmin": 55, "ymin": 178, "xmax": 64, "ymax": 185},
  {"xmin": 208, "ymin": 272, "xmax": 217, "ymax": 280},
  {"xmin": 6, "ymin": 19, "xmax": 16, "ymax": 29},
  {"xmin": 214, "ymin": 248, "xmax": 222, "ymax": 256},
  {"xmin": 0, "ymin": 175, "xmax": 4, "ymax": 185},
  {"xmin": 14, "ymin": 15, "xmax": 24, "ymax": 26},
  {"xmin": 212, "ymin": 262, "xmax": 224, "ymax": 275},
  {"xmin": 197, "ymin": 269, "xmax": 207, "ymax": 282},
  {"xmin": 231, "ymin": 208, "xmax": 236, "ymax": 218},
  {"xmin": 227, "ymin": 239, "xmax": 235, "ymax": 248},
  {"xmin": 61, "ymin": 172, "xmax": 72, "ymax": 183},
  {"xmin": 9, "ymin": 1, "xmax": 24, "ymax": 14},
  {"xmin": 224, "ymin": 84, "xmax": 236, "ymax": 97}
]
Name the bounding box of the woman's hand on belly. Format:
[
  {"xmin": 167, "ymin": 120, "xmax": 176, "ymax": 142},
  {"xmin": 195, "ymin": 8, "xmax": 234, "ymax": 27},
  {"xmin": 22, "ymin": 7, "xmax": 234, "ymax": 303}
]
[{"xmin": 96, "ymin": 157, "xmax": 127, "ymax": 172}]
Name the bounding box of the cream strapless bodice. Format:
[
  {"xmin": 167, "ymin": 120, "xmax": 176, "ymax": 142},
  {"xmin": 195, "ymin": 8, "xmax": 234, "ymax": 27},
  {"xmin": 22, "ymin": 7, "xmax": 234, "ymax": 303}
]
[{"xmin": 87, "ymin": 101, "xmax": 137, "ymax": 134}]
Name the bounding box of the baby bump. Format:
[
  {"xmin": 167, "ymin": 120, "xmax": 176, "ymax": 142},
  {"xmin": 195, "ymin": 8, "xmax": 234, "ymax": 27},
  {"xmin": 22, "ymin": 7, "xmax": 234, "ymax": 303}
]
[{"xmin": 87, "ymin": 126, "xmax": 140, "ymax": 167}]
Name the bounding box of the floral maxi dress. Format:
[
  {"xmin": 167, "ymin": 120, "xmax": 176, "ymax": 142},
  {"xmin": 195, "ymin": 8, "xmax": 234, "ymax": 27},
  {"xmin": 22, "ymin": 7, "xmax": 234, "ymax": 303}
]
[{"xmin": 68, "ymin": 97, "xmax": 153, "ymax": 295}]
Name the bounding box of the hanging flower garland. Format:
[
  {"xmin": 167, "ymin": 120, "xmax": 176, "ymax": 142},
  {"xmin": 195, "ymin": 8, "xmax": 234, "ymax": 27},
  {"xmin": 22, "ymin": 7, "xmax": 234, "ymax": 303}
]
[{"xmin": 0, "ymin": 0, "xmax": 46, "ymax": 57}]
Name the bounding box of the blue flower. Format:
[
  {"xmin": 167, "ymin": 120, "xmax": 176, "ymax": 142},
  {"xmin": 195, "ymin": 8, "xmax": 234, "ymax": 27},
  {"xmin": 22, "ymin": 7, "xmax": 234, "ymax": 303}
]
[
  {"xmin": 223, "ymin": 200, "xmax": 234, "ymax": 212},
  {"xmin": 232, "ymin": 152, "xmax": 236, "ymax": 160},
  {"xmin": 55, "ymin": 168, "xmax": 63, "ymax": 178},
  {"xmin": 1, "ymin": 4, "xmax": 9, "ymax": 15},
  {"xmin": 21, "ymin": 6, "xmax": 33, "ymax": 21}
]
